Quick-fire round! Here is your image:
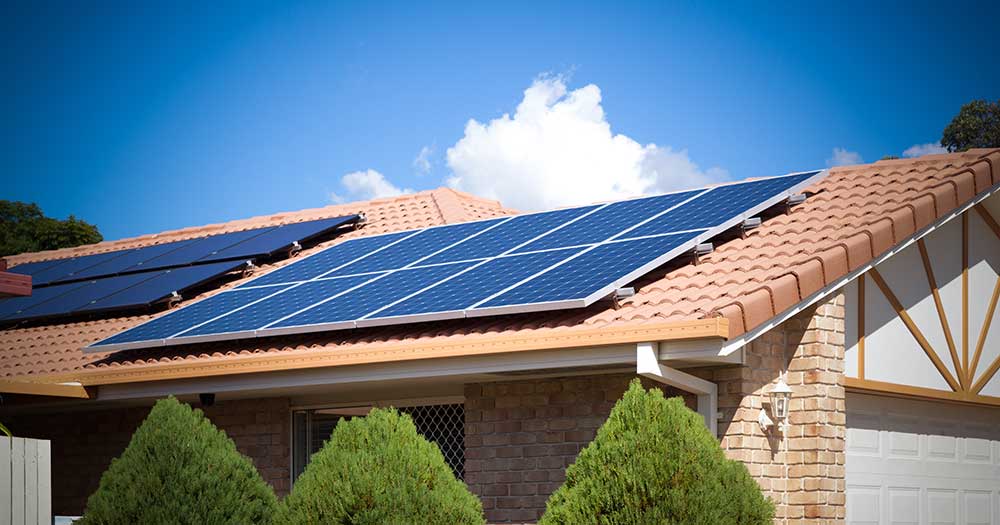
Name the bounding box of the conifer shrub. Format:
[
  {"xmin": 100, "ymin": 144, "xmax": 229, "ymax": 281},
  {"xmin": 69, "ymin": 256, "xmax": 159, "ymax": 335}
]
[
  {"xmin": 276, "ymin": 407, "xmax": 484, "ymax": 524},
  {"xmin": 78, "ymin": 396, "xmax": 277, "ymax": 525},
  {"xmin": 539, "ymin": 379, "xmax": 773, "ymax": 525}
]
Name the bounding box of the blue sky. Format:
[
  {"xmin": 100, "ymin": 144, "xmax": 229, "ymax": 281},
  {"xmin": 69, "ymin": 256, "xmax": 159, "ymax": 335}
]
[{"xmin": 3, "ymin": 1, "xmax": 998, "ymax": 241}]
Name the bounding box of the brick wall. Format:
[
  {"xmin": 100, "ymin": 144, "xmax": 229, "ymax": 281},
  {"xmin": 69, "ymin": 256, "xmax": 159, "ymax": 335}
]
[
  {"xmin": 4, "ymin": 396, "xmax": 291, "ymax": 516},
  {"xmin": 464, "ymin": 374, "xmax": 694, "ymax": 523},
  {"xmin": 464, "ymin": 291, "xmax": 847, "ymax": 525}
]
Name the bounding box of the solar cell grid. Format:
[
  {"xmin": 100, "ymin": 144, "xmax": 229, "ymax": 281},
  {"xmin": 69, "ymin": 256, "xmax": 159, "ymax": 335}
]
[
  {"xmin": 368, "ymin": 247, "xmax": 583, "ymax": 322},
  {"xmin": 30, "ymin": 251, "xmax": 126, "ymax": 286},
  {"xmin": 237, "ymin": 230, "xmax": 411, "ymax": 288},
  {"xmin": 513, "ymin": 189, "xmax": 703, "ymax": 253},
  {"xmin": 329, "ymin": 219, "xmax": 504, "ymax": 276},
  {"xmin": 94, "ymin": 285, "xmax": 284, "ymax": 347},
  {"xmin": 418, "ymin": 206, "xmax": 598, "ymax": 265},
  {"xmin": 0, "ymin": 280, "xmax": 90, "ymax": 319},
  {"xmin": 66, "ymin": 239, "xmax": 198, "ymax": 282},
  {"xmin": 269, "ymin": 261, "xmax": 476, "ymax": 330},
  {"xmin": 622, "ymin": 172, "xmax": 819, "ymax": 239},
  {"xmin": 476, "ymin": 231, "xmax": 703, "ymax": 311},
  {"xmin": 183, "ymin": 275, "xmax": 375, "ymax": 337},
  {"xmin": 80, "ymin": 260, "xmax": 248, "ymax": 314}
]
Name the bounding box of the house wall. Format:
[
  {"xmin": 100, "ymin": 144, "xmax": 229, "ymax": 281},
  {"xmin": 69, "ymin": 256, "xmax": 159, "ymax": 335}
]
[
  {"xmin": 465, "ymin": 290, "xmax": 847, "ymax": 525},
  {"xmin": 4, "ymin": 396, "xmax": 290, "ymax": 516}
]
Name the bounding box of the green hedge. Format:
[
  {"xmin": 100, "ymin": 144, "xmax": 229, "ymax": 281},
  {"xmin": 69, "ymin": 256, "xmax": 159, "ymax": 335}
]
[
  {"xmin": 78, "ymin": 397, "xmax": 277, "ymax": 525},
  {"xmin": 539, "ymin": 379, "xmax": 774, "ymax": 525},
  {"xmin": 276, "ymin": 407, "xmax": 484, "ymax": 524}
]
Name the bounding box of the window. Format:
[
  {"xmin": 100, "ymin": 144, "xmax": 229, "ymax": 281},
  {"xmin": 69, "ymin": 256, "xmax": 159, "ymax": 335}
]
[{"xmin": 291, "ymin": 402, "xmax": 465, "ymax": 482}]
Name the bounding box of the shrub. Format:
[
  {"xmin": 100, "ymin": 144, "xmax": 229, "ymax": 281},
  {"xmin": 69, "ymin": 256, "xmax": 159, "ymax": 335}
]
[
  {"xmin": 78, "ymin": 397, "xmax": 277, "ymax": 525},
  {"xmin": 276, "ymin": 407, "xmax": 484, "ymax": 524},
  {"xmin": 539, "ymin": 379, "xmax": 773, "ymax": 525}
]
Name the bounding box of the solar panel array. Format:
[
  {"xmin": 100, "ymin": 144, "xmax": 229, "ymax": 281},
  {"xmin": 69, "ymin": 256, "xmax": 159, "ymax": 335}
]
[
  {"xmin": 0, "ymin": 215, "xmax": 358, "ymax": 324},
  {"xmin": 89, "ymin": 171, "xmax": 821, "ymax": 352}
]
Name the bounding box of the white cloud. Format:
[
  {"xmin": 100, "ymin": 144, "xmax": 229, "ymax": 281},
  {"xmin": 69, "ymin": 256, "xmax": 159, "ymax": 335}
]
[
  {"xmin": 444, "ymin": 76, "xmax": 727, "ymax": 211},
  {"xmin": 827, "ymin": 147, "xmax": 864, "ymax": 167},
  {"xmin": 330, "ymin": 169, "xmax": 413, "ymax": 203},
  {"xmin": 413, "ymin": 145, "xmax": 433, "ymax": 175},
  {"xmin": 902, "ymin": 142, "xmax": 948, "ymax": 158}
]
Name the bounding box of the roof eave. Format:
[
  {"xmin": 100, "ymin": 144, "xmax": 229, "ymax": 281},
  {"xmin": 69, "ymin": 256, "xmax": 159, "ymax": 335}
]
[{"xmin": 40, "ymin": 318, "xmax": 729, "ymax": 387}]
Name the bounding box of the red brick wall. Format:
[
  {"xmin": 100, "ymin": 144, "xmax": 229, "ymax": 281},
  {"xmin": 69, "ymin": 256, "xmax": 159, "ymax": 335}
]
[
  {"xmin": 5, "ymin": 396, "xmax": 290, "ymax": 516},
  {"xmin": 464, "ymin": 374, "xmax": 694, "ymax": 524}
]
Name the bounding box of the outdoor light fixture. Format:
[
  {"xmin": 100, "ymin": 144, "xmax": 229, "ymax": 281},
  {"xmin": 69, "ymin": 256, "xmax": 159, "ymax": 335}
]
[
  {"xmin": 770, "ymin": 377, "xmax": 793, "ymax": 432},
  {"xmin": 757, "ymin": 376, "xmax": 793, "ymax": 433}
]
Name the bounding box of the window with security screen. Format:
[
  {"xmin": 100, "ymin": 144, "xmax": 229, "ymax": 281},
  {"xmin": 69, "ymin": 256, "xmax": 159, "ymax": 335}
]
[{"xmin": 291, "ymin": 402, "xmax": 465, "ymax": 482}]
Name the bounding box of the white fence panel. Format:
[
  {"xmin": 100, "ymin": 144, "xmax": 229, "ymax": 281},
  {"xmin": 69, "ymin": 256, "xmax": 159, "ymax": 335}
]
[{"xmin": 1, "ymin": 436, "xmax": 51, "ymax": 525}]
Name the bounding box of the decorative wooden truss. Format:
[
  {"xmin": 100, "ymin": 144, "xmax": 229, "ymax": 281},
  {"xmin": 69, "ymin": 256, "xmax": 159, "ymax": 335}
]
[{"xmin": 846, "ymin": 202, "xmax": 1000, "ymax": 407}]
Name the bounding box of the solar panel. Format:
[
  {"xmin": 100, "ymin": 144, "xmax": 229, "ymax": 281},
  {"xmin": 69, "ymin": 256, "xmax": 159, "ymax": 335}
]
[
  {"xmin": 20, "ymin": 215, "xmax": 358, "ymax": 286},
  {"xmin": 88, "ymin": 170, "xmax": 824, "ymax": 352},
  {"xmin": 0, "ymin": 260, "xmax": 246, "ymax": 323},
  {"xmin": 5, "ymin": 259, "xmax": 67, "ymax": 277}
]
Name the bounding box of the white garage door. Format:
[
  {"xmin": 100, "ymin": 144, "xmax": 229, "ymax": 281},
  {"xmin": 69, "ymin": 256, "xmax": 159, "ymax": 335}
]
[{"xmin": 846, "ymin": 393, "xmax": 1000, "ymax": 525}]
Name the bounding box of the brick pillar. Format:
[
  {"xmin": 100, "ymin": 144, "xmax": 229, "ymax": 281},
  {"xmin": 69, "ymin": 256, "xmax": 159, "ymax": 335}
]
[{"xmin": 715, "ymin": 291, "xmax": 846, "ymax": 525}]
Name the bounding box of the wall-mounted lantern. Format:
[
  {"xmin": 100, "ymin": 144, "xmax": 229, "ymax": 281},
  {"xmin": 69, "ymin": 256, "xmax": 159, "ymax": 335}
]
[
  {"xmin": 758, "ymin": 376, "xmax": 793, "ymax": 433},
  {"xmin": 770, "ymin": 377, "xmax": 793, "ymax": 432}
]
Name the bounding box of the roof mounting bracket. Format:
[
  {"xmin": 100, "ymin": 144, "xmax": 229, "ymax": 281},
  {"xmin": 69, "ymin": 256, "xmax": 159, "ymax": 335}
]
[
  {"xmin": 166, "ymin": 291, "xmax": 183, "ymax": 308},
  {"xmin": 354, "ymin": 212, "xmax": 368, "ymax": 227},
  {"xmin": 288, "ymin": 241, "xmax": 303, "ymax": 258},
  {"xmin": 241, "ymin": 260, "xmax": 257, "ymax": 278},
  {"xmin": 741, "ymin": 217, "xmax": 762, "ymax": 238},
  {"xmin": 785, "ymin": 193, "xmax": 807, "ymax": 213},
  {"xmin": 691, "ymin": 243, "xmax": 713, "ymax": 265},
  {"xmin": 610, "ymin": 287, "xmax": 635, "ymax": 309}
]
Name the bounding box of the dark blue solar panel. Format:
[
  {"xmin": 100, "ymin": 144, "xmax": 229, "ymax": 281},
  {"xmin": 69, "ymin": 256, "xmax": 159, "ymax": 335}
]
[
  {"xmin": 238, "ymin": 231, "xmax": 412, "ymax": 288},
  {"xmin": 197, "ymin": 216, "xmax": 357, "ymax": 264},
  {"xmin": 513, "ymin": 190, "xmax": 703, "ymax": 253},
  {"xmin": 125, "ymin": 228, "xmax": 274, "ymax": 273},
  {"xmin": 274, "ymin": 262, "xmax": 474, "ymax": 327},
  {"xmin": 184, "ymin": 275, "xmax": 375, "ymax": 336},
  {"xmin": 479, "ymin": 231, "xmax": 702, "ymax": 308},
  {"xmin": 91, "ymin": 286, "xmax": 284, "ymax": 346},
  {"xmin": 7, "ymin": 260, "xmax": 66, "ymax": 276},
  {"xmin": 622, "ymin": 172, "xmax": 818, "ymax": 239},
  {"xmin": 330, "ymin": 220, "xmax": 505, "ymax": 276},
  {"xmin": 29, "ymin": 251, "xmax": 129, "ymax": 286},
  {"xmin": 64, "ymin": 239, "xmax": 198, "ymax": 282},
  {"xmin": 4, "ymin": 273, "xmax": 160, "ymax": 321},
  {"xmin": 79, "ymin": 260, "xmax": 247, "ymax": 314},
  {"xmin": 0, "ymin": 281, "xmax": 91, "ymax": 320},
  {"xmin": 419, "ymin": 207, "xmax": 598, "ymax": 265},
  {"xmin": 371, "ymin": 248, "xmax": 582, "ymax": 319}
]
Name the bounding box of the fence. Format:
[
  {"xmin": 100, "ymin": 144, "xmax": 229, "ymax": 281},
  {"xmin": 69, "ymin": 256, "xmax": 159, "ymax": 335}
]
[{"xmin": 1, "ymin": 436, "xmax": 51, "ymax": 525}]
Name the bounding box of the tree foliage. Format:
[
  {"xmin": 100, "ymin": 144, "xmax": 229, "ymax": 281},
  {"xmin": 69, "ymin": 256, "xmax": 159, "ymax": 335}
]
[
  {"xmin": 78, "ymin": 397, "xmax": 277, "ymax": 525},
  {"xmin": 0, "ymin": 200, "xmax": 102, "ymax": 257},
  {"xmin": 539, "ymin": 379, "xmax": 774, "ymax": 525},
  {"xmin": 941, "ymin": 99, "xmax": 1000, "ymax": 152},
  {"xmin": 276, "ymin": 407, "xmax": 484, "ymax": 525}
]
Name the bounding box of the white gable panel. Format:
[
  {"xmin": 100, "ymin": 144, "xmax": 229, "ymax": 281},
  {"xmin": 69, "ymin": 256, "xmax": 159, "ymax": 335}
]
[
  {"xmin": 844, "ymin": 278, "xmax": 860, "ymax": 378},
  {"xmin": 967, "ymin": 212, "xmax": 1000, "ymax": 384},
  {"xmin": 875, "ymin": 243, "xmax": 958, "ymax": 380},
  {"xmin": 864, "ymin": 273, "xmax": 952, "ymax": 391},
  {"xmin": 967, "ymin": 212, "xmax": 1000, "ymax": 345},
  {"xmin": 923, "ymin": 218, "xmax": 964, "ymax": 344}
]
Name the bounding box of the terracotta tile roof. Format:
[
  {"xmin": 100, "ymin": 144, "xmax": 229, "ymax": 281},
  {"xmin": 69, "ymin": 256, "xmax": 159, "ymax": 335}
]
[{"xmin": 2, "ymin": 149, "xmax": 999, "ymax": 382}]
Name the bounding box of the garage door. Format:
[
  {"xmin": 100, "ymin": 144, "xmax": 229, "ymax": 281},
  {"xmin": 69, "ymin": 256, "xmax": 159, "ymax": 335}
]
[{"xmin": 846, "ymin": 393, "xmax": 1000, "ymax": 525}]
